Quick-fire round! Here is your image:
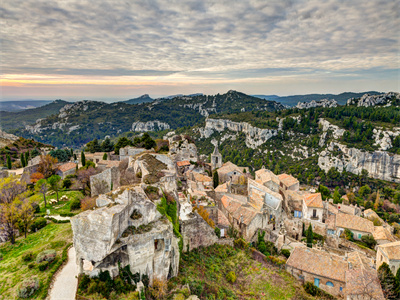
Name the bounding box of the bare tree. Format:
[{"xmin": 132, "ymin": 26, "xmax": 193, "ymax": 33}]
[
  {"xmin": 0, "ymin": 201, "xmax": 20, "ymax": 244},
  {"xmin": 0, "ymin": 176, "xmax": 26, "ymax": 204},
  {"xmin": 77, "ymin": 167, "xmax": 99, "ymax": 195},
  {"xmin": 18, "ymin": 199, "xmax": 35, "ymax": 238}
]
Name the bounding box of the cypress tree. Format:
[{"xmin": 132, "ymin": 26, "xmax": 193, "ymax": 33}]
[
  {"xmin": 25, "ymin": 151, "xmax": 30, "ymax": 164},
  {"xmin": 20, "ymin": 153, "xmax": 26, "ymax": 167},
  {"xmin": 213, "ymin": 170, "xmax": 219, "ymax": 188},
  {"xmin": 6, "ymin": 155, "xmax": 12, "ymax": 169},
  {"xmin": 81, "ymin": 151, "xmax": 86, "ymax": 167},
  {"xmin": 306, "ymin": 224, "xmax": 313, "ymax": 248}
]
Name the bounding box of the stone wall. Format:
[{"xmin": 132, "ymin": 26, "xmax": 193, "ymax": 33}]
[
  {"xmin": 90, "ymin": 166, "xmax": 120, "ymax": 197},
  {"xmin": 21, "ymin": 164, "xmax": 39, "ymax": 184},
  {"xmin": 180, "ymin": 212, "xmax": 218, "ymax": 252}
]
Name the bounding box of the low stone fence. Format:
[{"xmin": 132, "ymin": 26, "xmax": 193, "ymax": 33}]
[{"xmin": 216, "ymin": 238, "xmax": 234, "ymax": 247}]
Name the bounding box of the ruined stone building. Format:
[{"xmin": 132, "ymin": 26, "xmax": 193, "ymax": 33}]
[{"xmin": 71, "ymin": 186, "xmax": 180, "ymax": 285}]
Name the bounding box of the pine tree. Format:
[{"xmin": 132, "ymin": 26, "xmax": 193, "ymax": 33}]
[
  {"xmin": 81, "ymin": 151, "xmax": 86, "ymax": 167},
  {"xmin": 6, "ymin": 155, "xmax": 12, "ymax": 169},
  {"xmin": 20, "ymin": 153, "xmax": 26, "ymax": 167}
]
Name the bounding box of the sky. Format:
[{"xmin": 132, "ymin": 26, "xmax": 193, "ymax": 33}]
[{"xmin": 1, "ymin": 0, "xmax": 399, "ymax": 101}]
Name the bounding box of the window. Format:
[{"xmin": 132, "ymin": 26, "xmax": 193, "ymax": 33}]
[
  {"xmin": 340, "ymin": 287, "xmax": 343, "ymax": 292},
  {"xmin": 313, "ymin": 209, "xmax": 317, "ymax": 217},
  {"xmin": 358, "ymin": 233, "xmax": 362, "ymax": 239},
  {"xmin": 326, "ymin": 281, "xmax": 334, "ymax": 287},
  {"xmin": 314, "ymin": 278, "xmax": 320, "ymax": 287}
]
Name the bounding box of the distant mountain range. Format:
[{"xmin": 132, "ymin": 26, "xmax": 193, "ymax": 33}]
[
  {"xmin": 121, "ymin": 94, "xmax": 154, "ymax": 105},
  {"xmin": 252, "ymin": 91, "xmax": 381, "ymax": 106},
  {"xmin": 0, "ymin": 100, "xmax": 53, "ymax": 112}
]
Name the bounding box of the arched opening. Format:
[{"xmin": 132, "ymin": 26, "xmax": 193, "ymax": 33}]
[{"xmin": 326, "ymin": 281, "xmax": 334, "ymax": 287}]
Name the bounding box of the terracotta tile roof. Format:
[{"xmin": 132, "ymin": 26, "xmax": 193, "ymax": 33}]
[
  {"xmin": 347, "ymin": 251, "xmax": 374, "ymax": 271},
  {"xmin": 345, "ymin": 269, "xmax": 385, "ymax": 300},
  {"xmin": 58, "ymin": 162, "xmax": 76, "ymax": 173},
  {"xmin": 278, "ymin": 173, "xmax": 299, "ymax": 187},
  {"xmin": 218, "ymin": 162, "xmax": 244, "ymax": 175},
  {"xmin": 192, "ymin": 172, "xmax": 212, "ymax": 182},
  {"xmin": 215, "ymin": 182, "xmax": 229, "ymax": 193},
  {"xmin": 285, "ymin": 190, "xmax": 305, "ymax": 202},
  {"xmin": 231, "ymin": 204, "xmax": 259, "ymax": 226},
  {"xmin": 335, "ymin": 214, "xmax": 374, "ymax": 234},
  {"xmin": 255, "ymin": 169, "xmax": 280, "ymax": 185},
  {"xmin": 337, "ymin": 204, "xmax": 356, "ymax": 215},
  {"xmin": 177, "ymin": 160, "xmax": 191, "ymax": 167},
  {"xmin": 325, "ymin": 214, "xmax": 336, "ymax": 230},
  {"xmin": 217, "ymin": 209, "xmax": 230, "ymax": 227},
  {"xmin": 286, "ymin": 247, "xmax": 347, "ymax": 282},
  {"xmin": 373, "ymin": 226, "xmax": 396, "ymax": 242},
  {"xmin": 328, "ymin": 203, "xmax": 339, "ymax": 215},
  {"xmin": 97, "ymin": 160, "xmax": 121, "ymax": 168},
  {"xmin": 303, "ymin": 193, "xmax": 323, "ymax": 208},
  {"xmin": 221, "ymin": 195, "xmax": 242, "ymax": 214},
  {"xmin": 377, "ymin": 241, "xmax": 400, "ymax": 260}
]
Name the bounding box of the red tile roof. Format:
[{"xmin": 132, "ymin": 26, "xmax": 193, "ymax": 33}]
[
  {"xmin": 177, "ymin": 160, "xmax": 191, "ymax": 167},
  {"xmin": 58, "ymin": 162, "xmax": 76, "ymax": 173},
  {"xmin": 304, "ymin": 193, "xmax": 323, "ymax": 208}
]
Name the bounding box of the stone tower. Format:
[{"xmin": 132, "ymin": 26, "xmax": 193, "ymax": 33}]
[{"xmin": 211, "ymin": 143, "xmax": 222, "ymax": 170}]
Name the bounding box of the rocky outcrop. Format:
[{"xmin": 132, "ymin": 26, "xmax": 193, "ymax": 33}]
[
  {"xmin": 318, "ymin": 118, "xmax": 345, "ymax": 147},
  {"xmin": 71, "ymin": 186, "xmax": 180, "ymax": 284},
  {"xmin": 372, "ymin": 127, "xmax": 400, "ymax": 151},
  {"xmin": 296, "ymin": 99, "xmax": 337, "ymax": 109},
  {"xmin": 131, "ymin": 120, "xmax": 170, "ymax": 132},
  {"xmin": 318, "ymin": 142, "xmax": 400, "ymax": 182},
  {"xmin": 0, "ymin": 129, "xmax": 18, "ymax": 147},
  {"xmin": 90, "ymin": 166, "xmax": 121, "ymax": 197},
  {"xmin": 200, "ymin": 118, "xmax": 278, "ymax": 149},
  {"xmin": 347, "ymin": 92, "xmax": 399, "ymax": 107}
]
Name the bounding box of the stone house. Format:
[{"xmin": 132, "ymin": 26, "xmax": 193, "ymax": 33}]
[
  {"xmin": 97, "ymin": 160, "xmax": 121, "ymax": 170},
  {"xmin": 376, "ymin": 241, "xmax": 400, "ymax": 275},
  {"xmin": 176, "ymin": 160, "xmax": 191, "ymax": 175},
  {"xmin": 55, "ymin": 162, "xmax": 76, "ymax": 179},
  {"xmin": 84, "ymin": 152, "xmax": 109, "ymax": 164},
  {"xmin": 71, "ymin": 186, "xmax": 180, "ymax": 285},
  {"xmin": 220, "ymin": 195, "xmax": 267, "ymax": 240},
  {"xmin": 217, "ymin": 162, "xmax": 249, "ymax": 184},
  {"xmin": 286, "ymin": 247, "xmax": 347, "ymax": 297},
  {"xmin": 335, "ymin": 213, "xmax": 374, "ymax": 240},
  {"xmin": 302, "ymin": 193, "xmax": 324, "ymax": 222},
  {"xmin": 337, "ymin": 203, "xmax": 361, "ymax": 216},
  {"xmin": 254, "ymin": 168, "xmax": 280, "ymax": 193},
  {"xmin": 248, "ymin": 178, "xmax": 283, "ymax": 223},
  {"xmin": 278, "ymin": 173, "xmax": 299, "ymax": 191}
]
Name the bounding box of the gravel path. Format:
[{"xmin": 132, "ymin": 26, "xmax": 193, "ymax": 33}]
[{"xmin": 48, "ymin": 247, "xmax": 78, "ymax": 300}]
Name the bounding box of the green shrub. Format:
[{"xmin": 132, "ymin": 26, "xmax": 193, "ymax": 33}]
[
  {"xmin": 60, "ymin": 212, "xmax": 75, "ymax": 217},
  {"xmin": 226, "ymin": 271, "xmax": 236, "ymax": 283},
  {"xmin": 36, "ymin": 249, "xmax": 57, "ymax": 263},
  {"xmin": 50, "ymin": 240, "xmax": 66, "ymax": 248},
  {"xmin": 141, "ymin": 274, "xmax": 149, "ymax": 287},
  {"xmin": 22, "ymin": 251, "xmax": 34, "ymax": 262},
  {"xmin": 28, "ymin": 262, "xmax": 35, "ymax": 269},
  {"xmin": 70, "ymin": 198, "xmax": 81, "ymax": 211},
  {"xmin": 304, "ymin": 282, "xmax": 318, "ymax": 296},
  {"xmin": 30, "ymin": 217, "xmax": 47, "ymax": 232},
  {"xmin": 78, "ymin": 274, "xmax": 91, "ymax": 291},
  {"xmin": 0, "ymin": 252, "xmax": 3, "ymax": 261},
  {"xmin": 214, "ymin": 227, "xmax": 221, "ymax": 238},
  {"xmin": 62, "ymin": 178, "xmax": 72, "ymax": 189},
  {"xmin": 18, "ymin": 277, "xmax": 39, "ymax": 298},
  {"xmin": 281, "ymin": 249, "xmax": 291, "ymax": 258},
  {"xmin": 38, "ymin": 261, "xmax": 49, "ymax": 271}
]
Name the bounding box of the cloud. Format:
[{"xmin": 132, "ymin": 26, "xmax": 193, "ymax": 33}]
[{"xmin": 0, "ymin": 0, "xmax": 398, "ymax": 98}]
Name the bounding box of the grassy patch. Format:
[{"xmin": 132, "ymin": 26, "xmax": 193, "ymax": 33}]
[
  {"xmin": 168, "ymin": 244, "xmax": 316, "ymax": 300},
  {"xmin": 30, "ymin": 190, "xmax": 84, "ymax": 216},
  {"xmin": 0, "ymin": 223, "xmax": 73, "ymax": 299}
]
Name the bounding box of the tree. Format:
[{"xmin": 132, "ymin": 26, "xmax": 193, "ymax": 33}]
[
  {"xmin": 317, "ymin": 184, "xmax": 331, "ymax": 200},
  {"xmin": 6, "ymin": 155, "xmax": 11, "ymax": 169},
  {"xmin": 20, "ymin": 153, "xmax": 26, "ymax": 168},
  {"xmin": 25, "ymin": 151, "xmax": 30, "ymax": 164},
  {"xmin": 49, "ymin": 149, "xmax": 70, "ymax": 162},
  {"xmin": 359, "ymin": 185, "xmax": 371, "ymax": 199},
  {"xmin": 81, "ymin": 151, "xmax": 86, "ymax": 167},
  {"xmin": 213, "ymin": 170, "xmax": 219, "ymax": 188},
  {"xmin": 361, "ymin": 235, "xmax": 377, "ymax": 249},
  {"xmin": 86, "ymin": 139, "xmax": 101, "ymax": 153},
  {"xmin": 47, "ymin": 175, "xmax": 61, "ymax": 202},
  {"xmin": 378, "ymin": 262, "xmax": 397, "ymax": 299},
  {"xmin": 375, "ymin": 190, "xmax": 382, "ymax": 210},
  {"xmin": 114, "ymin": 137, "xmax": 134, "ymax": 155},
  {"xmin": 37, "ymin": 155, "xmax": 58, "ymax": 178},
  {"xmin": 102, "ymin": 153, "xmax": 108, "ymax": 160},
  {"xmin": 18, "ymin": 199, "xmax": 35, "ymax": 238},
  {"xmin": 101, "ymin": 137, "xmax": 114, "ymax": 152},
  {"xmin": 30, "ymin": 172, "xmax": 45, "ymax": 184},
  {"xmin": 35, "ymin": 179, "xmax": 48, "ymax": 208},
  {"xmin": 77, "ymin": 167, "xmax": 98, "ymax": 195},
  {"xmin": 0, "ymin": 176, "xmax": 27, "ymax": 204},
  {"xmin": 333, "ymin": 187, "xmax": 341, "ymax": 204},
  {"xmin": 306, "ymin": 224, "xmax": 313, "ymax": 248}
]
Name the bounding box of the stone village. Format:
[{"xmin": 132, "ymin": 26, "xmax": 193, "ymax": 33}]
[{"xmin": 21, "ymin": 134, "xmax": 398, "ymax": 299}]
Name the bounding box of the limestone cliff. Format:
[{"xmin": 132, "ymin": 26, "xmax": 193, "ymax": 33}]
[
  {"xmin": 131, "ymin": 120, "xmax": 170, "ymax": 132},
  {"xmin": 347, "ymin": 92, "xmax": 399, "ymax": 107},
  {"xmin": 296, "ymin": 99, "xmax": 337, "ymax": 109},
  {"xmin": 0, "ymin": 129, "xmax": 18, "ymax": 147}
]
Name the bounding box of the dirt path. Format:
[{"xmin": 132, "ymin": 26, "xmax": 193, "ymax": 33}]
[{"xmin": 48, "ymin": 247, "xmax": 78, "ymax": 300}]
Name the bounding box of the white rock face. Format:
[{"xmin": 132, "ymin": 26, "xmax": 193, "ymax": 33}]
[
  {"xmin": 168, "ymin": 135, "xmax": 198, "ymax": 162},
  {"xmin": 200, "ymin": 118, "xmax": 278, "ymax": 149},
  {"xmin": 347, "ymin": 92, "xmax": 400, "ymax": 107},
  {"xmin": 318, "ymin": 142, "xmax": 400, "ymax": 182},
  {"xmin": 319, "ymin": 118, "xmax": 345, "ymax": 147},
  {"xmin": 131, "ymin": 120, "xmax": 170, "ymax": 132},
  {"xmin": 296, "ymin": 99, "xmax": 338, "ymax": 109},
  {"xmin": 372, "ymin": 127, "xmax": 400, "ymax": 151},
  {"xmin": 0, "ymin": 129, "xmax": 18, "ymax": 147}
]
